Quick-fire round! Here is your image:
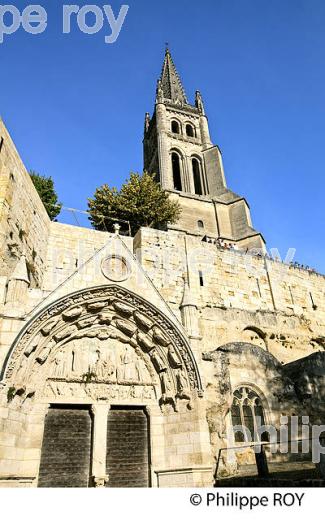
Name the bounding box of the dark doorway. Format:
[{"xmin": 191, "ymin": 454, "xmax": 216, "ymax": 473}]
[
  {"xmin": 38, "ymin": 406, "xmax": 92, "ymax": 488},
  {"xmin": 106, "ymin": 407, "xmax": 150, "ymax": 487}
]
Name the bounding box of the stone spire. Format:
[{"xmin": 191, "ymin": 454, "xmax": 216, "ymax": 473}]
[{"xmin": 159, "ymin": 47, "xmax": 188, "ymax": 105}]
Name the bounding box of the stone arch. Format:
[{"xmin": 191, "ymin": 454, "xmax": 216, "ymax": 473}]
[
  {"xmin": 184, "ymin": 122, "xmax": 196, "ymax": 138},
  {"xmin": 190, "ymin": 154, "xmax": 207, "ymax": 196},
  {"xmin": 170, "ymin": 148, "xmax": 185, "ymax": 192},
  {"xmin": 171, "ymin": 118, "xmax": 182, "ymax": 134},
  {"xmin": 230, "ymin": 384, "xmax": 270, "ymax": 444},
  {"xmin": 1, "ymin": 285, "xmax": 203, "ymax": 408},
  {"xmin": 241, "ymin": 326, "xmax": 267, "ymax": 350}
]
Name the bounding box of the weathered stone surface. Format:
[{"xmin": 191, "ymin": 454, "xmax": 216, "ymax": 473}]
[{"xmin": 0, "ymin": 50, "xmax": 324, "ymax": 489}]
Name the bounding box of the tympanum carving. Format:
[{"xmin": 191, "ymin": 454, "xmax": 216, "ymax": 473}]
[{"xmin": 2, "ymin": 285, "xmax": 203, "ymax": 409}]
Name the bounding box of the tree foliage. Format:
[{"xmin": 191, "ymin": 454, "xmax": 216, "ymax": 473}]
[
  {"xmin": 30, "ymin": 171, "xmax": 62, "ymax": 221},
  {"xmin": 88, "ymin": 172, "xmax": 181, "ymax": 235}
]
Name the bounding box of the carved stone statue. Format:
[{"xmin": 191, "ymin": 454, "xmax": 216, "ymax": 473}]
[
  {"xmin": 118, "ymin": 345, "xmax": 134, "ymax": 381},
  {"xmin": 72, "ymin": 342, "xmax": 91, "ymax": 376},
  {"xmin": 96, "ymin": 348, "xmax": 116, "ymax": 381},
  {"xmin": 176, "ymin": 369, "xmax": 190, "ymax": 399},
  {"xmin": 160, "ymin": 371, "xmax": 173, "ymax": 398},
  {"xmin": 156, "ymin": 79, "xmax": 164, "ymax": 103},
  {"xmin": 150, "ymin": 349, "xmax": 167, "ymax": 372},
  {"xmin": 168, "ymin": 344, "xmax": 182, "ymax": 368},
  {"xmin": 52, "ymin": 349, "xmax": 67, "ymax": 379}
]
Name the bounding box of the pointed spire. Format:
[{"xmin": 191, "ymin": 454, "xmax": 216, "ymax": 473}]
[{"xmin": 160, "ymin": 47, "xmax": 188, "ymax": 105}]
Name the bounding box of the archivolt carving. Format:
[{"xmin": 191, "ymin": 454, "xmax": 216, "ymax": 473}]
[{"xmin": 2, "ymin": 285, "xmax": 203, "ymax": 407}]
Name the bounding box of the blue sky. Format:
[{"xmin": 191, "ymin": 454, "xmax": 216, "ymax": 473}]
[{"xmin": 0, "ymin": 0, "xmax": 324, "ymax": 272}]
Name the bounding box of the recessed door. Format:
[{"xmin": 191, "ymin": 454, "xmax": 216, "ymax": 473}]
[
  {"xmin": 38, "ymin": 407, "xmax": 92, "ymax": 487},
  {"xmin": 106, "ymin": 408, "xmax": 150, "ymax": 487}
]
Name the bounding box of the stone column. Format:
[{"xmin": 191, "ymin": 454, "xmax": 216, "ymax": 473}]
[
  {"xmin": 91, "ymin": 404, "xmax": 110, "ymax": 487},
  {"xmin": 199, "ymin": 115, "xmax": 212, "ymax": 149},
  {"xmin": 180, "ymin": 282, "xmax": 201, "ymax": 339},
  {"xmin": 156, "ymin": 102, "xmax": 172, "ymax": 189}
]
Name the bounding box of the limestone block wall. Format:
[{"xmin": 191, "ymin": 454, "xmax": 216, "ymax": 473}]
[
  {"xmin": 41, "ymin": 222, "xmax": 125, "ymax": 294},
  {"xmin": 134, "ymin": 227, "xmax": 325, "ymax": 364},
  {"xmin": 168, "ymin": 192, "xmax": 219, "ymax": 237},
  {"xmin": 0, "ymin": 120, "xmax": 50, "ymax": 288}
]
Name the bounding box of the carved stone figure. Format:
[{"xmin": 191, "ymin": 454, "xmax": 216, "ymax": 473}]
[
  {"xmin": 156, "ymin": 79, "xmax": 164, "ymax": 103},
  {"xmin": 112, "ymin": 301, "xmax": 134, "ymax": 316},
  {"xmin": 96, "ymin": 348, "xmax": 116, "ymax": 381},
  {"xmin": 137, "ymin": 332, "xmax": 154, "ymax": 352},
  {"xmin": 89, "ymin": 343, "xmax": 100, "ymax": 373},
  {"xmin": 72, "ymin": 342, "xmax": 90, "ymax": 376},
  {"xmin": 52, "ymin": 349, "xmax": 67, "ymax": 379},
  {"xmin": 135, "ymin": 357, "xmax": 145, "ymax": 382},
  {"xmin": 62, "ymin": 306, "xmax": 83, "ymax": 320},
  {"xmin": 152, "ymin": 326, "xmax": 169, "ymax": 347},
  {"xmin": 41, "ymin": 317, "xmax": 59, "ymax": 336},
  {"xmin": 160, "ymin": 371, "xmax": 173, "ymax": 398},
  {"xmin": 36, "ymin": 345, "xmax": 52, "ymax": 365},
  {"xmin": 133, "ymin": 311, "xmax": 153, "ymax": 331},
  {"xmin": 54, "ymin": 325, "xmax": 77, "ymax": 342},
  {"xmin": 77, "ymin": 316, "xmax": 97, "ymax": 329},
  {"xmin": 175, "ymin": 369, "xmax": 190, "ymax": 399},
  {"xmin": 24, "ymin": 334, "xmax": 40, "ymax": 357},
  {"xmin": 150, "ymin": 349, "xmax": 167, "ymax": 372},
  {"xmin": 115, "ymin": 319, "xmax": 137, "ymax": 337},
  {"xmin": 98, "ymin": 311, "xmax": 113, "ymax": 325},
  {"xmin": 118, "ymin": 345, "xmax": 134, "ymax": 380},
  {"xmin": 168, "ymin": 345, "xmax": 182, "ymax": 368}
]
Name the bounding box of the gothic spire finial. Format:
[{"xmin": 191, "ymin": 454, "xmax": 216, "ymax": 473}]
[{"xmin": 160, "ymin": 47, "xmax": 188, "ymax": 105}]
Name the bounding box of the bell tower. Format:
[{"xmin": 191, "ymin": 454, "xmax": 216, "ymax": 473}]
[{"xmin": 143, "ymin": 48, "xmax": 265, "ymax": 250}]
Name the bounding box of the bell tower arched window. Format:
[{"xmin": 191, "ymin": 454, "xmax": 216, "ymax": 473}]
[
  {"xmin": 171, "ymin": 120, "xmax": 180, "ymax": 134},
  {"xmin": 192, "ymin": 158, "xmax": 203, "ymax": 196},
  {"xmin": 231, "ymin": 386, "xmax": 269, "ymax": 443},
  {"xmin": 186, "ymin": 124, "xmax": 195, "ymax": 138},
  {"xmin": 172, "ymin": 152, "xmax": 182, "ymax": 191}
]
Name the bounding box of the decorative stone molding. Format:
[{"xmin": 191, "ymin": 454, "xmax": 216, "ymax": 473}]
[{"xmin": 1, "ymin": 285, "xmax": 203, "ymax": 409}]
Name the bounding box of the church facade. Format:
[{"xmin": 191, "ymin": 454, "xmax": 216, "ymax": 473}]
[{"xmin": 0, "ymin": 49, "xmax": 324, "ymax": 487}]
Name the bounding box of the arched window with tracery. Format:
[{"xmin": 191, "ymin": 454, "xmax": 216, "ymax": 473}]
[
  {"xmin": 231, "ymin": 386, "xmax": 269, "ymax": 443},
  {"xmin": 171, "ymin": 152, "xmax": 183, "ymax": 191}
]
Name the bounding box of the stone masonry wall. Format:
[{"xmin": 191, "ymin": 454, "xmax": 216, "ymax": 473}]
[
  {"xmin": 0, "ymin": 119, "xmax": 50, "ymax": 288},
  {"xmin": 134, "ymin": 227, "xmax": 325, "ymax": 364}
]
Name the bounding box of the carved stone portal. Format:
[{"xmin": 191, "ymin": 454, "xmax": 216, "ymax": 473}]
[{"xmin": 3, "ymin": 285, "xmax": 202, "ymax": 409}]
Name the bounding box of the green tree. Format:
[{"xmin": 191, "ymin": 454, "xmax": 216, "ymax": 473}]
[
  {"xmin": 88, "ymin": 172, "xmax": 181, "ymax": 235},
  {"xmin": 29, "ymin": 171, "xmax": 62, "ymax": 221}
]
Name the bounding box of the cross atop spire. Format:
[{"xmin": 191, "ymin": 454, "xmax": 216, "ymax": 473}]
[{"xmin": 159, "ymin": 47, "xmax": 188, "ymax": 105}]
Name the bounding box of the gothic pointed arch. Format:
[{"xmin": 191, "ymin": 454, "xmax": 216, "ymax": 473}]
[
  {"xmin": 231, "ymin": 384, "xmax": 270, "ymax": 442},
  {"xmin": 1, "ymin": 285, "xmax": 203, "ymax": 407},
  {"xmin": 171, "ymin": 149, "xmax": 183, "ymax": 192}
]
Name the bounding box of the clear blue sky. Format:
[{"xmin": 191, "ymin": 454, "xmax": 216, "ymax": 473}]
[{"xmin": 0, "ymin": 0, "xmax": 324, "ymax": 272}]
